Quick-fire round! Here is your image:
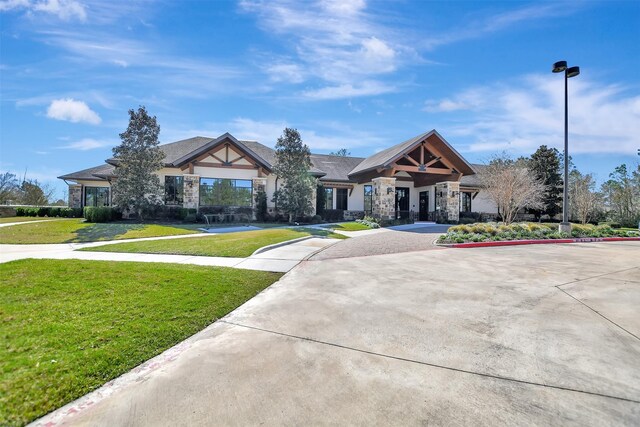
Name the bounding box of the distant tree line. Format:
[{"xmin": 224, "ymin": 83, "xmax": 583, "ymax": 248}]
[
  {"xmin": 0, "ymin": 172, "xmax": 63, "ymax": 206},
  {"xmin": 479, "ymin": 145, "xmax": 640, "ymax": 227}
]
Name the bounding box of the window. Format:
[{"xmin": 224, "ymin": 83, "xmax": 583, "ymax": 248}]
[
  {"xmin": 199, "ymin": 178, "xmax": 252, "ymax": 207},
  {"xmin": 460, "ymin": 192, "xmax": 472, "ymax": 213},
  {"xmin": 164, "ymin": 176, "xmax": 184, "ymax": 205},
  {"xmin": 84, "ymin": 187, "xmax": 109, "ymax": 207},
  {"xmin": 364, "ymin": 185, "xmax": 372, "ymax": 214},
  {"xmin": 336, "ymin": 188, "xmax": 348, "ymax": 210},
  {"xmin": 325, "ymin": 188, "xmax": 334, "ymax": 209}
]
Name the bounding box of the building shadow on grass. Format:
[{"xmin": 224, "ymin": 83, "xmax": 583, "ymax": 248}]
[{"xmin": 70, "ymin": 223, "xmax": 146, "ymax": 243}]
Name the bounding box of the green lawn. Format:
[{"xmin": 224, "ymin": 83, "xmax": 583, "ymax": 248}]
[
  {"xmin": 321, "ymin": 221, "xmax": 373, "ymax": 232},
  {"xmin": 0, "ymin": 219, "xmax": 200, "ymax": 244},
  {"xmin": 0, "ymin": 259, "xmax": 281, "ymax": 427},
  {"xmin": 82, "ymin": 228, "xmax": 343, "ymax": 257},
  {"xmin": 0, "ymin": 217, "xmax": 62, "ymax": 224}
]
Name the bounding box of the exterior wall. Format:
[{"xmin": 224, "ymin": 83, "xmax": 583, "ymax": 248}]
[
  {"xmin": 182, "ymin": 174, "xmax": 200, "ymax": 209},
  {"xmin": 371, "ymin": 177, "xmax": 396, "ymax": 219},
  {"xmin": 68, "ymin": 185, "xmax": 82, "ymax": 208},
  {"xmin": 435, "ymin": 181, "xmax": 460, "ymax": 223},
  {"xmin": 471, "ymin": 190, "xmax": 499, "ymax": 214}
]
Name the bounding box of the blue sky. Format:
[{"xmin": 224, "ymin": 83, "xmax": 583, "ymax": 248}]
[{"xmin": 1, "ymin": 0, "xmax": 639, "ymax": 200}]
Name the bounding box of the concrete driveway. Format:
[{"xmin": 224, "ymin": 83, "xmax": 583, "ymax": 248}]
[{"xmin": 38, "ymin": 240, "xmax": 640, "ymax": 426}]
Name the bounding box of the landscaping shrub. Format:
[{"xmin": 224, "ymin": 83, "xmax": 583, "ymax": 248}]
[
  {"xmin": 83, "ymin": 206, "xmax": 121, "ymax": 223},
  {"xmin": 439, "ymin": 221, "xmax": 640, "ymax": 244},
  {"xmin": 355, "ymin": 217, "xmax": 380, "ymax": 228},
  {"xmin": 323, "ymin": 209, "xmax": 344, "ymax": 222}
]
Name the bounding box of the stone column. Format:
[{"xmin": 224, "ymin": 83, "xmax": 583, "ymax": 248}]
[
  {"xmin": 435, "ymin": 181, "xmax": 460, "ymax": 223},
  {"xmin": 183, "ymin": 174, "xmax": 200, "ymax": 209},
  {"xmin": 68, "ymin": 185, "xmax": 82, "ymax": 208},
  {"xmin": 372, "ymin": 177, "xmax": 396, "ymax": 220},
  {"xmin": 252, "ymin": 177, "xmax": 268, "ymax": 220}
]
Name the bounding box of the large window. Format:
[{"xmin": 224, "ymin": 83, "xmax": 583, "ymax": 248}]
[
  {"xmin": 84, "ymin": 187, "xmax": 109, "ymax": 207},
  {"xmin": 164, "ymin": 176, "xmax": 184, "ymax": 205},
  {"xmin": 364, "ymin": 185, "xmax": 372, "ymax": 214},
  {"xmin": 336, "ymin": 188, "xmax": 348, "ymax": 210},
  {"xmin": 460, "ymin": 192, "xmax": 472, "ymax": 213},
  {"xmin": 199, "ymin": 178, "xmax": 252, "ymax": 207},
  {"xmin": 325, "ymin": 188, "xmax": 334, "ymax": 209}
]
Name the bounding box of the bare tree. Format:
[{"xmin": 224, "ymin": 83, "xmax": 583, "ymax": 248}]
[
  {"xmin": 0, "ymin": 172, "xmax": 19, "ymax": 204},
  {"xmin": 569, "ymin": 170, "xmax": 600, "ymax": 224},
  {"xmin": 478, "ymin": 154, "xmax": 546, "ymax": 224}
]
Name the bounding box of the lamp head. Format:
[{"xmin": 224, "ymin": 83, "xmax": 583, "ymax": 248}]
[
  {"xmin": 552, "ymin": 61, "xmax": 567, "ymax": 73},
  {"xmin": 566, "ymin": 66, "xmax": 580, "ymax": 78}
]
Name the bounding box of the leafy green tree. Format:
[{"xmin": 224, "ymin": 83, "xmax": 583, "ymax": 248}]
[
  {"xmin": 569, "ymin": 170, "xmax": 602, "ymax": 224},
  {"xmin": 527, "ymin": 145, "xmax": 562, "ymax": 220},
  {"xmin": 111, "ymin": 106, "xmax": 165, "ymax": 219},
  {"xmin": 330, "ymin": 148, "xmax": 350, "ymax": 157},
  {"xmin": 272, "ymin": 128, "xmax": 315, "ymax": 222},
  {"xmin": 0, "ymin": 172, "xmax": 19, "ymax": 204}
]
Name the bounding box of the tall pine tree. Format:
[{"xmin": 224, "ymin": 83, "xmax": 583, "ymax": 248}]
[
  {"xmin": 528, "ymin": 145, "xmax": 562, "ymax": 220},
  {"xmin": 112, "ymin": 106, "xmax": 165, "ymax": 219},
  {"xmin": 272, "ymin": 128, "xmax": 315, "ymax": 222}
]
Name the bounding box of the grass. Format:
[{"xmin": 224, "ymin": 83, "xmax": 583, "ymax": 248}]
[
  {"xmin": 83, "ymin": 228, "xmax": 347, "ymax": 257},
  {"xmin": 0, "ymin": 217, "xmax": 63, "ymax": 224},
  {"xmin": 0, "ymin": 219, "xmax": 200, "ymax": 244},
  {"xmin": 0, "ymin": 259, "xmax": 282, "ymax": 427},
  {"xmin": 321, "ymin": 221, "xmax": 373, "ymax": 232}
]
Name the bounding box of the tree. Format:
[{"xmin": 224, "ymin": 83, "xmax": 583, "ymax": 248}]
[
  {"xmin": 527, "ymin": 145, "xmax": 562, "ymax": 220},
  {"xmin": 569, "ymin": 170, "xmax": 601, "ymax": 224},
  {"xmin": 600, "ymin": 163, "xmax": 640, "ymax": 227},
  {"xmin": 0, "ymin": 172, "xmax": 19, "ymax": 204},
  {"xmin": 330, "ymin": 148, "xmax": 350, "ymax": 157},
  {"xmin": 18, "ymin": 179, "xmax": 54, "ymax": 206},
  {"xmin": 111, "ymin": 106, "xmax": 165, "ymax": 219},
  {"xmin": 315, "ymin": 181, "xmax": 326, "ymax": 216},
  {"xmin": 272, "ymin": 128, "xmax": 315, "ymax": 222},
  {"xmin": 478, "ymin": 153, "xmax": 546, "ymax": 224}
]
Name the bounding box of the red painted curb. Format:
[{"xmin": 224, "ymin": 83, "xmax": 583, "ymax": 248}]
[{"xmin": 450, "ymin": 237, "xmax": 640, "ymax": 249}]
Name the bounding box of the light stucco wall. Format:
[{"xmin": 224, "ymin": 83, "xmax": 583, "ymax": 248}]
[{"xmin": 471, "ymin": 190, "xmax": 499, "ymax": 214}]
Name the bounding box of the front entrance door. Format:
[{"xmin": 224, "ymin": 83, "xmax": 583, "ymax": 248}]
[
  {"xmin": 395, "ymin": 187, "xmax": 410, "ymax": 219},
  {"xmin": 419, "ymin": 191, "xmax": 429, "ymax": 221}
]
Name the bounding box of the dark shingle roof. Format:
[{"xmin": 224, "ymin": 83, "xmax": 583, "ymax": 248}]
[
  {"xmin": 311, "ymin": 154, "xmax": 366, "ymax": 182},
  {"xmin": 58, "ymin": 163, "xmax": 115, "ymax": 181},
  {"xmin": 460, "ymin": 164, "xmax": 484, "ymax": 187},
  {"xmin": 348, "ymin": 131, "xmax": 431, "ymax": 176}
]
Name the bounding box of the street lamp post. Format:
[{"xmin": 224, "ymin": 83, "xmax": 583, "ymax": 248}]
[{"xmin": 552, "ymin": 60, "xmax": 580, "ymax": 234}]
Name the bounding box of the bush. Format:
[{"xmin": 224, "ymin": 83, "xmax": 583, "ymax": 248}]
[
  {"xmin": 83, "ymin": 207, "xmax": 121, "ymax": 223},
  {"xmin": 356, "ymin": 218, "xmax": 380, "ymax": 228},
  {"xmin": 458, "ymin": 217, "xmax": 475, "ymax": 224},
  {"xmin": 323, "ymin": 209, "xmax": 344, "ymax": 222},
  {"xmin": 311, "ymin": 215, "xmax": 323, "ymax": 224}
]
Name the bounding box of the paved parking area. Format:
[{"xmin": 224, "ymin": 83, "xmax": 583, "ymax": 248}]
[
  {"xmin": 37, "ymin": 241, "xmax": 640, "ymax": 426},
  {"xmin": 311, "ymin": 224, "xmax": 450, "ymax": 259}
]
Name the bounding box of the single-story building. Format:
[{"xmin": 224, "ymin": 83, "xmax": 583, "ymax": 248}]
[{"xmin": 58, "ymin": 129, "xmax": 499, "ymax": 222}]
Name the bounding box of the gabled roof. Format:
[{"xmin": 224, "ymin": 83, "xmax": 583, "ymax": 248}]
[
  {"xmin": 311, "ymin": 153, "xmax": 365, "ymax": 182},
  {"xmin": 348, "ymin": 129, "xmax": 475, "ymax": 177},
  {"xmin": 58, "ymin": 164, "xmax": 115, "ymax": 181}
]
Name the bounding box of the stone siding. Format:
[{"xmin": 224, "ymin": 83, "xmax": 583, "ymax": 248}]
[
  {"xmin": 69, "ymin": 185, "xmax": 82, "ymax": 208},
  {"xmin": 435, "ymin": 181, "xmax": 460, "ymax": 223},
  {"xmin": 183, "ymin": 175, "xmax": 200, "ymax": 209},
  {"xmin": 372, "ymin": 177, "xmax": 396, "ymax": 220}
]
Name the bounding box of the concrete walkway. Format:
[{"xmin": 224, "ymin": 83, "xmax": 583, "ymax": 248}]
[
  {"xmin": 0, "ymin": 218, "xmax": 65, "ymax": 227},
  {"xmin": 0, "ymin": 237, "xmax": 339, "ymax": 273},
  {"xmin": 33, "ymin": 241, "xmax": 640, "ymax": 426}
]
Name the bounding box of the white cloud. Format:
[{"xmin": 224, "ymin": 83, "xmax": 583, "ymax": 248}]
[
  {"xmin": 56, "ymin": 138, "xmax": 112, "ymax": 150},
  {"xmin": 301, "ymin": 81, "xmax": 395, "ymax": 100},
  {"xmin": 241, "ymin": 0, "xmax": 409, "ymax": 99},
  {"xmin": 46, "ymin": 98, "xmax": 101, "ymax": 124},
  {"xmin": 429, "ymin": 75, "xmax": 640, "ymax": 155},
  {"xmin": 227, "ymin": 117, "xmax": 387, "ymax": 151},
  {"xmin": 1, "ymin": 0, "xmax": 87, "ymax": 21}
]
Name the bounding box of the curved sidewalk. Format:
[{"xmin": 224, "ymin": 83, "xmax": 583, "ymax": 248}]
[{"xmin": 0, "ymin": 237, "xmax": 339, "ymax": 273}]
